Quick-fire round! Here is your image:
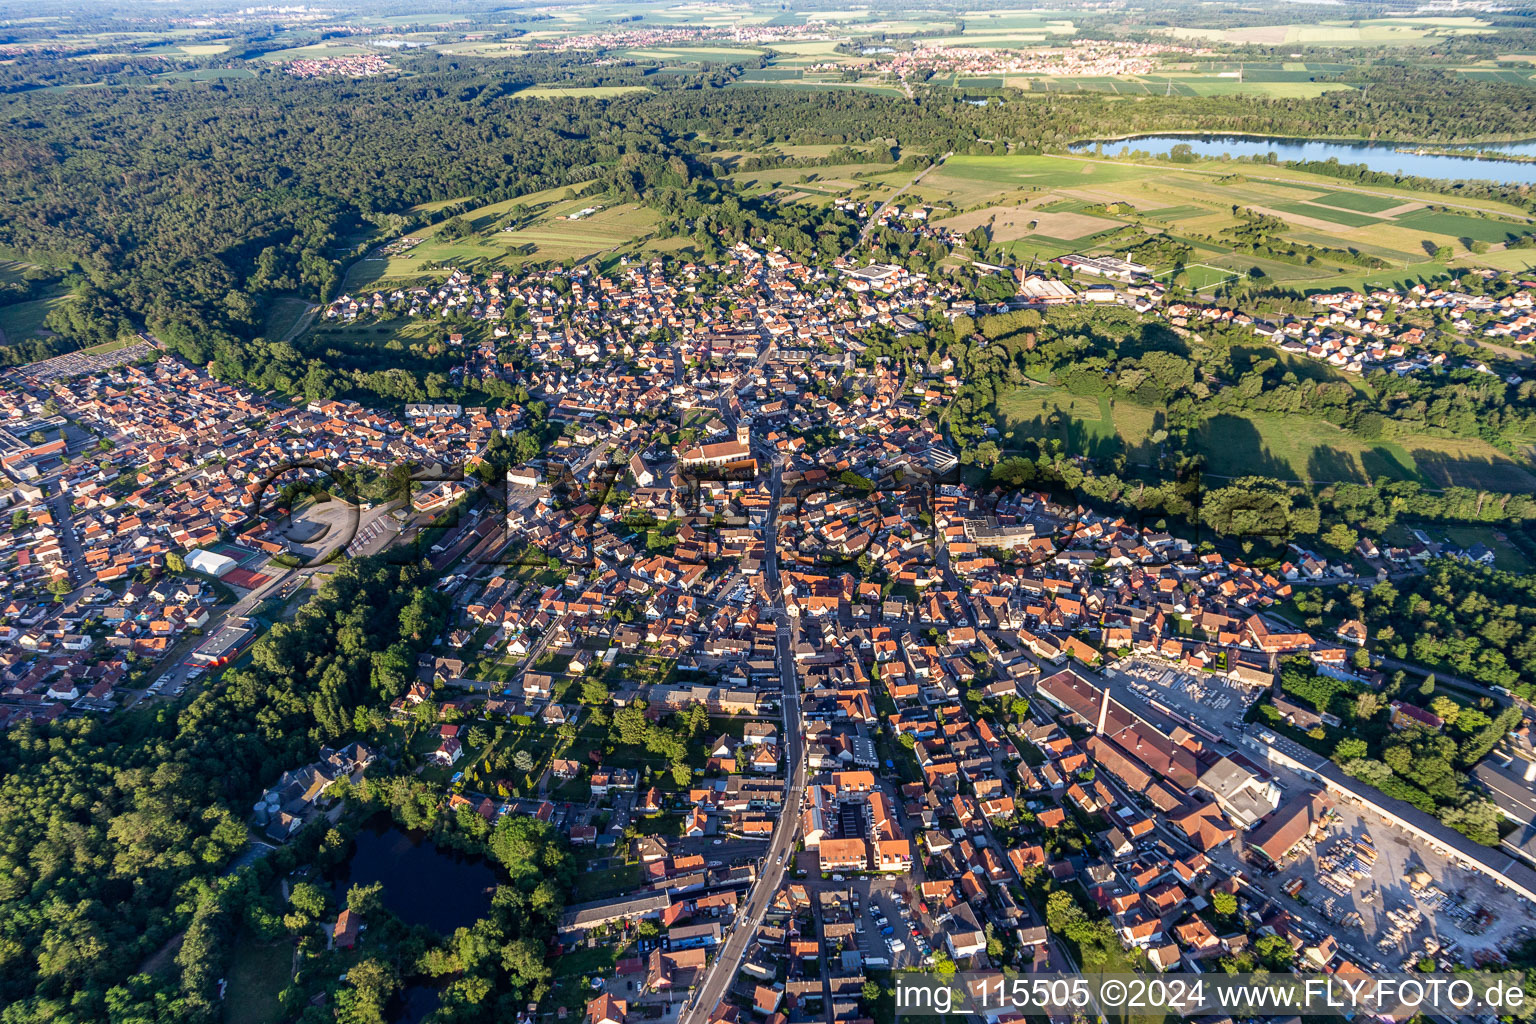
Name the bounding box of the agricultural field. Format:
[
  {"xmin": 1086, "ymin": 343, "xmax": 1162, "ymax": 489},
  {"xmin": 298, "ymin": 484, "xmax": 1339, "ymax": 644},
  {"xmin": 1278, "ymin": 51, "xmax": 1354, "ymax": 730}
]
[
  {"xmin": 830, "ymin": 151, "xmax": 1536, "ymax": 292},
  {"xmin": 1165, "ymin": 16, "xmax": 1494, "ymax": 46}
]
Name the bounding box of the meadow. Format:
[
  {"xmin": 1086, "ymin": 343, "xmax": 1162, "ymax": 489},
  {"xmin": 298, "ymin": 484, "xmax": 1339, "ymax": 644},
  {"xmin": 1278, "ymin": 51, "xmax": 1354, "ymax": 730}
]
[
  {"xmin": 995, "ymin": 385, "xmax": 1536, "ymax": 491},
  {"xmin": 341, "ymin": 190, "xmax": 663, "ymax": 292},
  {"xmin": 0, "ymin": 294, "xmax": 73, "ymax": 344}
]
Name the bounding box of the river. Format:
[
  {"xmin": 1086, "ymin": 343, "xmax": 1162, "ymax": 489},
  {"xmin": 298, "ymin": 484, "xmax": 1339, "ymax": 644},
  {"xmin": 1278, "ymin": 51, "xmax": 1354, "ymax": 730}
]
[{"xmin": 1068, "ymin": 134, "xmax": 1536, "ymax": 184}]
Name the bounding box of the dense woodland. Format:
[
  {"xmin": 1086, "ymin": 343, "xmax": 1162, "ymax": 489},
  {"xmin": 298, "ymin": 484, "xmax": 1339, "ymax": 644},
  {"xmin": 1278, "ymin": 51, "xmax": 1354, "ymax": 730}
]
[
  {"xmin": 0, "ymin": 554, "xmax": 451, "ymax": 1023},
  {"xmin": 5, "ymin": 54, "xmax": 1536, "ymax": 365}
]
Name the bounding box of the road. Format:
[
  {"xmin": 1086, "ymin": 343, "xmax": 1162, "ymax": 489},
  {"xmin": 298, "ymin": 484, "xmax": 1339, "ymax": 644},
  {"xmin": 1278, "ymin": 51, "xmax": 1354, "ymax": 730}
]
[
  {"xmin": 679, "ymin": 453, "xmax": 805, "ymax": 1024},
  {"xmin": 46, "ymin": 490, "xmax": 85, "ymax": 589},
  {"xmin": 844, "ymin": 151, "xmax": 953, "ymax": 258}
]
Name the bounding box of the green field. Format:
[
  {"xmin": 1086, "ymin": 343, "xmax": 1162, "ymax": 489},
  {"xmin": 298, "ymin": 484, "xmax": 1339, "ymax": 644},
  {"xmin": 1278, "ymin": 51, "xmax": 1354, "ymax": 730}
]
[
  {"xmin": 994, "ymin": 386, "xmax": 1536, "ymax": 490},
  {"xmin": 223, "ymin": 934, "xmax": 289, "ymax": 1024},
  {"xmin": 1391, "ymin": 209, "xmax": 1534, "ymax": 244},
  {"xmin": 0, "ymin": 293, "xmax": 73, "ymax": 343},
  {"xmin": 514, "ymin": 85, "xmax": 650, "ymax": 99},
  {"xmin": 343, "ymin": 197, "xmax": 661, "ymax": 290},
  {"xmin": 1271, "ymin": 201, "xmax": 1384, "ymax": 228},
  {"xmin": 260, "ymin": 296, "xmax": 312, "ymax": 342},
  {"xmin": 1312, "ymin": 190, "xmax": 1405, "ymax": 213}
]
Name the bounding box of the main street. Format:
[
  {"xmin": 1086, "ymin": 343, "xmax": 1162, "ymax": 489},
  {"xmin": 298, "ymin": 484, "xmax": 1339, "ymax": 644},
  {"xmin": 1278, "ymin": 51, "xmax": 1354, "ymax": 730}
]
[{"xmin": 680, "ymin": 452, "xmax": 805, "ymax": 1024}]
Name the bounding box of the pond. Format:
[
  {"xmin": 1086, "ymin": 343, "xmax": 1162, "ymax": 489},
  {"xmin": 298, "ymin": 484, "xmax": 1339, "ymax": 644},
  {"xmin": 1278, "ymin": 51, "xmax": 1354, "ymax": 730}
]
[
  {"xmin": 1068, "ymin": 133, "xmax": 1536, "ymax": 184},
  {"xmin": 329, "ymin": 815, "xmax": 503, "ymax": 935},
  {"xmin": 391, "ymin": 982, "xmax": 443, "ymax": 1024}
]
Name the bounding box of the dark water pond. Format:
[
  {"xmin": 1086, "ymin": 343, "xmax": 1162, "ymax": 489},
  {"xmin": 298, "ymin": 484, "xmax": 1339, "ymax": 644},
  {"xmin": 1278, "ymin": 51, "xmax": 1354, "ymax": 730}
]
[{"xmin": 328, "ymin": 815, "xmax": 503, "ymax": 934}]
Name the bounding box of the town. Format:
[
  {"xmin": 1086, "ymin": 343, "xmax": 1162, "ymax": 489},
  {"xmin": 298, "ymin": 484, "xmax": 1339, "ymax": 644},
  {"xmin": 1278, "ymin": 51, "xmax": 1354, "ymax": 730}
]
[{"xmin": 2, "ymin": 219, "xmax": 1534, "ymax": 1024}]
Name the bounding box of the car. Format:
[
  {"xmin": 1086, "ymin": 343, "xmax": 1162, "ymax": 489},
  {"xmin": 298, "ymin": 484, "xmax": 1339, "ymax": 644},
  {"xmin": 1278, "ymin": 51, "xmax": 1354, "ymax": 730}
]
[
  {"xmin": 712, "ymin": 839, "xmax": 723, "ymax": 845},
  {"xmin": 890, "ymin": 940, "xmax": 906, "ymax": 953},
  {"xmin": 911, "ymin": 927, "xmax": 920, "ymax": 936},
  {"xmin": 881, "ymin": 926, "xmax": 894, "ymax": 936}
]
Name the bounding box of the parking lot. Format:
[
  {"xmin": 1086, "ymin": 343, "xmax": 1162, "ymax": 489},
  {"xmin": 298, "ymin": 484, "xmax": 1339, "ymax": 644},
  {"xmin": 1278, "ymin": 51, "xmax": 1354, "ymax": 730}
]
[
  {"xmin": 1104, "ymin": 655, "xmax": 1258, "ymax": 734},
  {"xmin": 848, "ymin": 879, "xmax": 929, "ymax": 969}
]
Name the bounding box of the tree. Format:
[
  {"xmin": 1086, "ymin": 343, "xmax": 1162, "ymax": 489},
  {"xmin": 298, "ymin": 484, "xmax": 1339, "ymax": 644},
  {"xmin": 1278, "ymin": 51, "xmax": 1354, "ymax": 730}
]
[
  {"xmin": 166, "ymin": 551, "xmax": 186, "ymax": 573},
  {"xmin": 336, "ymin": 957, "xmax": 398, "ymax": 1024},
  {"xmin": 1210, "ymin": 890, "xmax": 1238, "ymax": 917},
  {"xmin": 1322, "ymin": 522, "xmax": 1357, "ymax": 554},
  {"xmin": 1333, "ymin": 737, "xmax": 1369, "ymax": 762},
  {"xmin": 1254, "ymin": 933, "xmax": 1296, "ymax": 970},
  {"xmin": 862, "ymin": 980, "xmax": 882, "ymax": 1005},
  {"xmin": 513, "ymin": 749, "xmax": 535, "ymax": 773},
  {"xmin": 1419, "ymin": 674, "xmax": 1436, "ymax": 696},
  {"xmin": 346, "ymin": 881, "xmax": 384, "ymax": 917}
]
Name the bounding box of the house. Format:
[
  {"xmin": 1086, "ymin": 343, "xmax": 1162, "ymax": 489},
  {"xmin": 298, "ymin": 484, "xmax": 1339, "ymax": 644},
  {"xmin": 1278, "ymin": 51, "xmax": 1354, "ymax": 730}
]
[
  {"xmin": 1390, "ymin": 700, "xmax": 1444, "ymax": 731},
  {"xmin": 1246, "ymin": 790, "xmax": 1333, "ymax": 868},
  {"xmin": 587, "ymin": 994, "xmax": 628, "ymax": 1024},
  {"xmin": 333, "ymin": 909, "xmax": 362, "ymax": 949}
]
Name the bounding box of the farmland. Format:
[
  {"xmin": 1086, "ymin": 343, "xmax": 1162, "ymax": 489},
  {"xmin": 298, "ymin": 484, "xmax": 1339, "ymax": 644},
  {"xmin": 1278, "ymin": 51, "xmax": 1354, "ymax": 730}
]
[{"xmin": 825, "ymin": 150, "xmax": 1536, "ymax": 293}]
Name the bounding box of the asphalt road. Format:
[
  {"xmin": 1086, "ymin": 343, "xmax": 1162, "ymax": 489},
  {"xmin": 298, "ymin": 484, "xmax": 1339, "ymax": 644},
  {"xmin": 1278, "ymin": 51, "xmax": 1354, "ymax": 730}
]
[{"xmin": 680, "ymin": 454, "xmax": 805, "ymax": 1024}]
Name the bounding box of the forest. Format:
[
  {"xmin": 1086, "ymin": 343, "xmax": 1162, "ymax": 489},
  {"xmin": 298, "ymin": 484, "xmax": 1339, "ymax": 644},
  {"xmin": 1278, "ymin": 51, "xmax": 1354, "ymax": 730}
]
[
  {"xmin": 1363, "ymin": 560, "xmax": 1536, "ymax": 693},
  {"xmin": 0, "ymin": 554, "xmax": 452, "ymax": 1023},
  {"xmin": 6, "ymin": 53, "xmax": 1536, "ymax": 367}
]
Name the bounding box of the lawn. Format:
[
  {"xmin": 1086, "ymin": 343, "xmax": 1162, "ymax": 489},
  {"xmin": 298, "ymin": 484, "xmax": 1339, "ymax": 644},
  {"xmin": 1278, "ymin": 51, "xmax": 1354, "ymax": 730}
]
[
  {"xmin": 574, "ymin": 861, "xmax": 641, "ymax": 901},
  {"xmin": 1439, "ymin": 524, "xmax": 1534, "ymax": 572},
  {"xmin": 545, "ymin": 942, "xmax": 623, "ymax": 1018},
  {"xmin": 260, "ymin": 295, "xmax": 312, "ymax": 342},
  {"xmin": 992, "ymin": 386, "xmax": 1536, "ymax": 490},
  {"xmin": 0, "ymin": 293, "xmax": 73, "ymax": 343},
  {"xmin": 223, "ymin": 933, "xmax": 291, "ymax": 1024}
]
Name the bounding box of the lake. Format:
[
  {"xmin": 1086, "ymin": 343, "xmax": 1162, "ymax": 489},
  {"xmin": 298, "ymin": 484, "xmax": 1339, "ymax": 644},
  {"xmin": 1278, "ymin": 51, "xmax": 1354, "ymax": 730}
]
[
  {"xmin": 1068, "ymin": 134, "xmax": 1536, "ymax": 184},
  {"xmin": 329, "ymin": 815, "xmax": 503, "ymax": 934}
]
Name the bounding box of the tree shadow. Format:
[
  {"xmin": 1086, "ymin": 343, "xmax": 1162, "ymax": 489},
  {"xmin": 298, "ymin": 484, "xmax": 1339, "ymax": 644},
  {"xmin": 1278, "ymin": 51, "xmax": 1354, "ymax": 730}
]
[
  {"xmin": 1305, "ymin": 445, "xmax": 1366, "ymax": 488},
  {"xmin": 1360, "ymin": 446, "xmax": 1418, "ymax": 483},
  {"xmin": 1187, "ymin": 414, "xmax": 1295, "ymax": 481},
  {"xmin": 1408, "ymin": 449, "xmax": 1536, "ymax": 495}
]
